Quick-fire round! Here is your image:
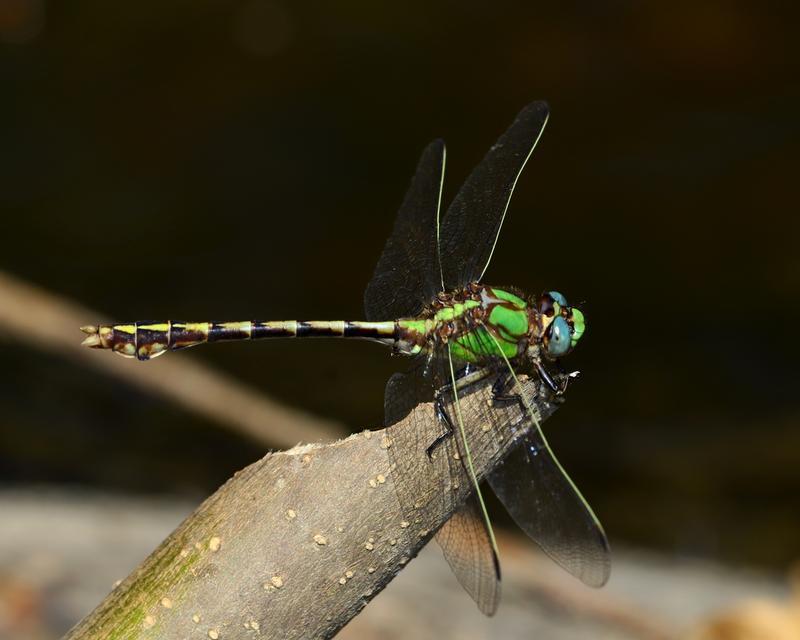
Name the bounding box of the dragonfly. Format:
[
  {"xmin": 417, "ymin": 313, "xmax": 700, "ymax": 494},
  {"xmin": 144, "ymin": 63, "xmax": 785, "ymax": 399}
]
[{"xmin": 81, "ymin": 101, "xmax": 610, "ymax": 615}]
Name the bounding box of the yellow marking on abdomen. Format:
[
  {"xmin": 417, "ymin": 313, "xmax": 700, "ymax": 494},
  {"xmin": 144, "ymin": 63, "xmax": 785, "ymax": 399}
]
[
  {"xmin": 114, "ymin": 324, "xmax": 136, "ymax": 334},
  {"xmin": 220, "ymin": 321, "xmax": 252, "ymax": 337},
  {"xmin": 137, "ymin": 323, "xmax": 170, "ymax": 332}
]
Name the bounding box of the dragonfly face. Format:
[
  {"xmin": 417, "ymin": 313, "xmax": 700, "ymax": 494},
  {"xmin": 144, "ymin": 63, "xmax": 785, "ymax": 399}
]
[{"xmin": 537, "ymin": 290, "xmax": 586, "ymax": 360}]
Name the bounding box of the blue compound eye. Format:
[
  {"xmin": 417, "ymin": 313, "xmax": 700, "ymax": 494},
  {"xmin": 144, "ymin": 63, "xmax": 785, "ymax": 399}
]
[
  {"xmin": 548, "ymin": 291, "xmax": 568, "ymax": 308},
  {"xmin": 546, "ymin": 316, "xmax": 572, "ymax": 357}
]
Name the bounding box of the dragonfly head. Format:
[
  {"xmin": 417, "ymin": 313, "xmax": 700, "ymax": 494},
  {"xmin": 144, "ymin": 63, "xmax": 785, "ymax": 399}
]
[{"xmin": 536, "ymin": 291, "xmax": 586, "ymax": 360}]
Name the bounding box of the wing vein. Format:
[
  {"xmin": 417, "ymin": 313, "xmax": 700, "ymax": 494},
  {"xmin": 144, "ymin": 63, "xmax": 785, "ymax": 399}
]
[{"xmin": 477, "ymin": 111, "xmax": 549, "ymax": 282}]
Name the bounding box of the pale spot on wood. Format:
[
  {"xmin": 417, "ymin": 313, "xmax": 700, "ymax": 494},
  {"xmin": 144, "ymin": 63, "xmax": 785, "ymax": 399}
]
[
  {"xmin": 453, "ymin": 452, "xmax": 461, "ymax": 460},
  {"xmin": 208, "ymin": 629, "xmax": 220, "ymax": 639},
  {"xmin": 251, "ymin": 620, "xmax": 260, "ymax": 631},
  {"xmin": 376, "ymin": 474, "xmax": 386, "ymax": 484},
  {"xmin": 345, "ymin": 570, "xmax": 353, "ymax": 579},
  {"xmin": 338, "ymin": 577, "xmax": 347, "ymax": 585},
  {"xmin": 66, "ymin": 374, "xmax": 549, "ymax": 640},
  {"xmin": 389, "ymin": 539, "xmax": 397, "ymax": 546},
  {"xmin": 160, "ymin": 597, "xmax": 173, "ymax": 609},
  {"xmin": 192, "ymin": 614, "xmax": 201, "ymax": 623},
  {"xmin": 143, "ymin": 615, "xmax": 156, "ymax": 629},
  {"xmin": 209, "ymin": 536, "xmax": 222, "ymax": 552},
  {"xmin": 482, "ymin": 423, "xmax": 491, "ymax": 432},
  {"xmin": 418, "ymin": 529, "xmax": 429, "ymax": 538},
  {"xmin": 270, "ymin": 575, "xmax": 284, "ymax": 588},
  {"xmin": 368, "ymin": 478, "xmax": 377, "ymax": 488}
]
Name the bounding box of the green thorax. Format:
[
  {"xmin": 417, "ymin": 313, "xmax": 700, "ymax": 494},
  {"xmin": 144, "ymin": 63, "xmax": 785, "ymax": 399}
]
[{"xmin": 398, "ymin": 285, "xmax": 530, "ymax": 363}]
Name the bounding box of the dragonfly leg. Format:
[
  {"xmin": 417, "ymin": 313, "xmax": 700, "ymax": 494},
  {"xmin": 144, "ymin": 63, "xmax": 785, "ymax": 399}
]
[
  {"xmin": 545, "ymin": 360, "xmax": 581, "ymax": 395},
  {"xmin": 427, "ymin": 391, "xmax": 455, "ymax": 458},
  {"xmin": 534, "ymin": 360, "xmax": 559, "ymax": 393},
  {"xmin": 426, "ymin": 366, "xmax": 495, "ymax": 458},
  {"xmin": 490, "ymin": 371, "xmax": 539, "ymax": 429},
  {"xmin": 555, "ymin": 360, "xmax": 581, "ymax": 393},
  {"xmin": 490, "ymin": 371, "xmax": 519, "ymax": 405},
  {"xmin": 534, "ymin": 360, "xmax": 575, "ymax": 395}
]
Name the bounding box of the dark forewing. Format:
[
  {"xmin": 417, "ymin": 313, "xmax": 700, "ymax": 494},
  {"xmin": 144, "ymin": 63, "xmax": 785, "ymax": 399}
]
[
  {"xmin": 439, "ymin": 101, "xmax": 549, "ymax": 289},
  {"xmin": 364, "ymin": 139, "xmax": 446, "ymax": 321},
  {"xmin": 487, "ymin": 428, "xmax": 611, "ymax": 588}
]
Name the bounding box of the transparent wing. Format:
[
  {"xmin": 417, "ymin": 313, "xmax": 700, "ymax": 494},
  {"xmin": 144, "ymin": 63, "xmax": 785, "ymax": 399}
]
[
  {"xmin": 364, "ymin": 139, "xmax": 446, "ymax": 320},
  {"xmin": 384, "ymin": 358, "xmax": 454, "ymax": 567},
  {"xmin": 435, "ymin": 342, "xmax": 501, "ymax": 616},
  {"xmin": 384, "ymin": 357, "xmax": 435, "ymax": 427},
  {"xmin": 435, "ymin": 496, "xmax": 501, "ymax": 616},
  {"xmin": 486, "ymin": 366, "xmax": 611, "ymax": 588},
  {"xmin": 462, "ymin": 319, "xmax": 610, "ymax": 587},
  {"xmin": 439, "ymin": 101, "xmax": 549, "ymax": 289},
  {"xmin": 384, "ymin": 353, "xmax": 502, "ymax": 617}
]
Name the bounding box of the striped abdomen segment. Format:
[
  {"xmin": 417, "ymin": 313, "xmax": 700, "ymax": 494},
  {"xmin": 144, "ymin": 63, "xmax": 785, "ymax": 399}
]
[{"xmin": 80, "ymin": 320, "xmax": 398, "ymax": 361}]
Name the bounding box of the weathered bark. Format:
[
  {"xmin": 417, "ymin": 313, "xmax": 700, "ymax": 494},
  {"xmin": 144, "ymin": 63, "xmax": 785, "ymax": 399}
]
[{"xmin": 64, "ymin": 375, "xmax": 559, "ymax": 639}]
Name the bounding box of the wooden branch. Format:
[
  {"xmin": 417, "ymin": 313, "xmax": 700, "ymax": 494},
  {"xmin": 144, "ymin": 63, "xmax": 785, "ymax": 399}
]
[
  {"xmin": 0, "ymin": 270, "xmax": 344, "ymax": 447},
  {"xmin": 64, "ymin": 375, "xmax": 560, "ymax": 639}
]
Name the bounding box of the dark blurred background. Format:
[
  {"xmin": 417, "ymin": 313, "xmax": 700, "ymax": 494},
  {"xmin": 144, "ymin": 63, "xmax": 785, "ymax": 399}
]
[{"xmin": 1, "ymin": 0, "xmax": 798, "ymax": 636}]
